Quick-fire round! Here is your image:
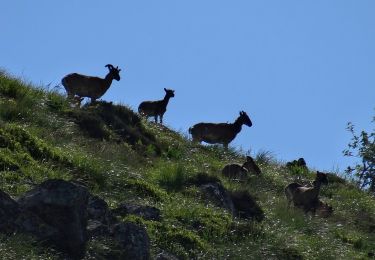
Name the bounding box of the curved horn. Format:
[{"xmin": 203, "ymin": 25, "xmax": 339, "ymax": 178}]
[{"xmin": 105, "ymin": 64, "xmax": 114, "ymax": 70}]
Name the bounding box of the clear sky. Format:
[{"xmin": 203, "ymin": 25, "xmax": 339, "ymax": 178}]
[{"xmin": 1, "ymin": 1, "xmax": 374, "ymax": 172}]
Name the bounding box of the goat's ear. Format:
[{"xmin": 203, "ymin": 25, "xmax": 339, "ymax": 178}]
[{"xmin": 164, "ymin": 88, "xmax": 167, "ymax": 92}]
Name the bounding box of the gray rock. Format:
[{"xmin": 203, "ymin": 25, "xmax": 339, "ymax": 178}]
[
  {"xmin": 229, "ymin": 191, "xmax": 264, "ymax": 221},
  {"xmin": 87, "ymin": 220, "xmax": 110, "ymax": 237},
  {"xmin": 17, "ymin": 179, "xmax": 89, "ymax": 259},
  {"xmin": 111, "ymin": 222, "xmax": 150, "ymax": 260},
  {"xmin": 0, "ymin": 190, "xmax": 20, "ymax": 233},
  {"xmin": 14, "ymin": 210, "xmax": 59, "ymax": 240},
  {"xmin": 112, "ymin": 203, "xmax": 161, "ymax": 221},
  {"xmin": 87, "ymin": 195, "xmax": 116, "ymax": 225},
  {"xmin": 200, "ymin": 182, "xmax": 235, "ymax": 216}
]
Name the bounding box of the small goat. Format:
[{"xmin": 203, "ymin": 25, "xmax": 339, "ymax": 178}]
[
  {"xmin": 315, "ymin": 200, "xmax": 333, "ymax": 218},
  {"xmin": 189, "ymin": 111, "xmax": 252, "ymax": 149},
  {"xmin": 138, "ymin": 88, "xmax": 175, "ymax": 124},
  {"xmin": 286, "ymin": 158, "xmax": 308, "ymax": 170},
  {"xmin": 285, "ymin": 171, "xmax": 328, "ymax": 213},
  {"xmin": 61, "ymin": 64, "xmax": 121, "ymax": 104},
  {"xmin": 222, "ymin": 156, "xmax": 261, "ymax": 180},
  {"xmin": 243, "ymin": 156, "xmax": 262, "ymax": 175}
]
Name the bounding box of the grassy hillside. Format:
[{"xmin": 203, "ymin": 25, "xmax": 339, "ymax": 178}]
[{"xmin": 0, "ymin": 70, "xmax": 374, "ymax": 259}]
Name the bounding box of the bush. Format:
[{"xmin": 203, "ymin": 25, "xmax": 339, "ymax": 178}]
[{"xmin": 344, "ymin": 119, "xmax": 375, "ymax": 192}]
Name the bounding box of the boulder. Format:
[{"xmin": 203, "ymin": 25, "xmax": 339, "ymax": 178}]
[
  {"xmin": 87, "ymin": 195, "xmax": 116, "ymax": 225},
  {"xmin": 87, "ymin": 220, "xmax": 110, "ymax": 237},
  {"xmin": 112, "ymin": 203, "xmax": 161, "ymax": 221},
  {"xmin": 229, "ymin": 191, "xmax": 264, "ymax": 221},
  {"xmin": 111, "ymin": 222, "xmax": 150, "ymax": 260},
  {"xmin": 0, "ymin": 190, "xmax": 20, "ymax": 233},
  {"xmin": 200, "ymin": 182, "xmax": 235, "ymax": 216},
  {"xmin": 17, "ymin": 179, "xmax": 89, "ymax": 258},
  {"xmin": 14, "ymin": 210, "xmax": 59, "ymax": 240}
]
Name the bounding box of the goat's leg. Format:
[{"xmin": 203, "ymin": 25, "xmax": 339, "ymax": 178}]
[
  {"xmin": 160, "ymin": 115, "xmax": 163, "ymax": 124},
  {"xmin": 223, "ymin": 143, "xmax": 229, "ymax": 150},
  {"xmin": 154, "ymin": 115, "xmax": 158, "ymax": 123}
]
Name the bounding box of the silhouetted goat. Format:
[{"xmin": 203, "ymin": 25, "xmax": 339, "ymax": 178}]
[
  {"xmin": 285, "ymin": 171, "xmax": 328, "ymax": 213},
  {"xmin": 189, "ymin": 111, "xmax": 252, "ymax": 149},
  {"xmin": 286, "ymin": 158, "xmax": 307, "ymax": 170},
  {"xmin": 222, "ymin": 156, "xmax": 261, "ymax": 180},
  {"xmin": 62, "ymin": 64, "xmax": 121, "ymax": 104},
  {"xmin": 138, "ymin": 88, "xmax": 175, "ymax": 124}
]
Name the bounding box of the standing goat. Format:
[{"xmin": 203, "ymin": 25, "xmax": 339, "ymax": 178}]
[
  {"xmin": 285, "ymin": 171, "xmax": 329, "ymax": 213},
  {"xmin": 189, "ymin": 111, "xmax": 252, "ymax": 149},
  {"xmin": 61, "ymin": 64, "xmax": 122, "ymax": 104},
  {"xmin": 222, "ymin": 156, "xmax": 261, "ymax": 180},
  {"xmin": 138, "ymin": 88, "xmax": 175, "ymax": 124}
]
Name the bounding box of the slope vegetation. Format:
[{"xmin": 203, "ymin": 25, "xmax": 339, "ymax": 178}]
[{"xmin": 0, "ymin": 71, "xmax": 374, "ymax": 259}]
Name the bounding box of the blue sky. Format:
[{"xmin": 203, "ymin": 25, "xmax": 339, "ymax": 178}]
[{"xmin": 1, "ymin": 1, "xmax": 374, "ymax": 172}]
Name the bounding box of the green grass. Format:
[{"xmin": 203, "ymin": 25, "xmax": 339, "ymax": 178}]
[{"xmin": 0, "ymin": 72, "xmax": 374, "ymax": 259}]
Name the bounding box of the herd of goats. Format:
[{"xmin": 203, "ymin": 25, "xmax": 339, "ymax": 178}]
[{"xmin": 61, "ymin": 64, "xmax": 333, "ymax": 217}]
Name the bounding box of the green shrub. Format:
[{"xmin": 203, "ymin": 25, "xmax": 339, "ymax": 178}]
[{"xmin": 154, "ymin": 163, "xmax": 189, "ymax": 191}]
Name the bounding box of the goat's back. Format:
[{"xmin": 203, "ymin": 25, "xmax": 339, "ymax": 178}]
[
  {"xmin": 62, "ymin": 73, "xmax": 103, "ymax": 98},
  {"xmin": 190, "ymin": 123, "xmax": 237, "ymax": 144},
  {"xmin": 138, "ymin": 100, "xmax": 165, "ymax": 116},
  {"xmin": 284, "ymin": 182, "xmax": 302, "ymax": 201},
  {"xmin": 222, "ymin": 164, "xmax": 248, "ymax": 180}
]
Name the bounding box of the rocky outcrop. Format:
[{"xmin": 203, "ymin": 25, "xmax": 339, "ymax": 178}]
[
  {"xmin": 0, "ymin": 179, "xmax": 154, "ymax": 259},
  {"xmin": 229, "ymin": 191, "xmax": 264, "ymax": 221},
  {"xmin": 111, "ymin": 222, "xmax": 151, "ymax": 260},
  {"xmin": 200, "ymin": 182, "xmax": 236, "ymax": 216},
  {"xmin": 199, "ymin": 181, "xmax": 264, "ymax": 221},
  {"xmin": 0, "ymin": 190, "xmax": 20, "ymax": 234},
  {"xmin": 17, "ymin": 179, "xmax": 89, "ymax": 258}
]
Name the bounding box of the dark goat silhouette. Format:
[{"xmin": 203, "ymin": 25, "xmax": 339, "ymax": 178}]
[
  {"xmin": 138, "ymin": 88, "xmax": 175, "ymax": 124},
  {"xmin": 62, "ymin": 64, "xmax": 121, "ymax": 104},
  {"xmin": 189, "ymin": 111, "xmax": 252, "ymax": 149}
]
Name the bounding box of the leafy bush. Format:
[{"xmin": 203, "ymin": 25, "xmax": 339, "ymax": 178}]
[{"xmin": 344, "ymin": 119, "xmax": 375, "ymax": 192}]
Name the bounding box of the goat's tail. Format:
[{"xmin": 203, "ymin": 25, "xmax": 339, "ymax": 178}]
[{"xmin": 188, "ymin": 127, "xmax": 193, "ymax": 135}]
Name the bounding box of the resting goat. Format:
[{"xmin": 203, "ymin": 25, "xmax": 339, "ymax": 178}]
[
  {"xmin": 61, "ymin": 64, "xmax": 122, "ymax": 104},
  {"xmin": 189, "ymin": 111, "xmax": 252, "ymax": 149},
  {"xmin": 138, "ymin": 88, "xmax": 175, "ymax": 124},
  {"xmin": 285, "ymin": 171, "xmax": 328, "ymax": 213},
  {"xmin": 222, "ymin": 156, "xmax": 261, "ymax": 180}
]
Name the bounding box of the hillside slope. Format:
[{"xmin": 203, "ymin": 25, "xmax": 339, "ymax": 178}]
[{"xmin": 0, "ymin": 71, "xmax": 374, "ymax": 259}]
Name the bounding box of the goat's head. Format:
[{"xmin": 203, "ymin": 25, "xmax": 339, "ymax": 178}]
[
  {"xmin": 164, "ymin": 88, "xmax": 175, "ymax": 98},
  {"xmin": 297, "ymin": 158, "xmax": 307, "ymax": 167},
  {"xmin": 105, "ymin": 64, "xmax": 122, "ymax": 81},
  {"xmin": 246, "ymin": 156, "xmax": 255, "ymax": 163},
  {"xmin": 316, "ymin": 171, "xmax": 329, "ymax": 185},
  {"xmin": 239, "ymin": 111, "xmax": 252, "ymax": 127}
]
